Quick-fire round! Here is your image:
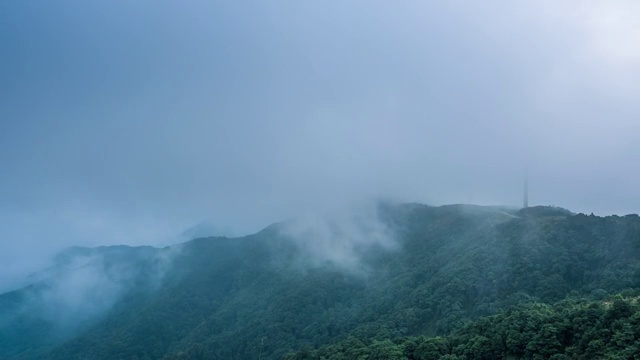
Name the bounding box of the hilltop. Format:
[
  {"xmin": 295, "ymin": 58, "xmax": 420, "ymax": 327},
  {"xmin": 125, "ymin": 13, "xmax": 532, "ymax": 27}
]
[{"xmin": 1, "ymin": 203, "xmax": 639, "ymax": 359}]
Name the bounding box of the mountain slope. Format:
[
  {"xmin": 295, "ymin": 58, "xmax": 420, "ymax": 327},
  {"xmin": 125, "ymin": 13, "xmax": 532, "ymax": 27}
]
[
  {"xmin": 0, "ymin": 245, "xmax": 172, "ymax": 358},
  {"xmin": 285, "ymin": 295, "xmax": 640, "ymax": 359},
  {"xmin": 1, "ymin": 203, "xmax": 639, "ymax": 359}
]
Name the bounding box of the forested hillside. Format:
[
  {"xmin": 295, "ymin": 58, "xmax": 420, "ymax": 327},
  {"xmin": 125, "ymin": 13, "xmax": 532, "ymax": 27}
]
[
  {"xmin": 1, "ymin": 203, "xmax": 639, "ymax": 359},
  {"xmin": 285, "ymin": 295, "xmax": 640, "ymax": 359}
]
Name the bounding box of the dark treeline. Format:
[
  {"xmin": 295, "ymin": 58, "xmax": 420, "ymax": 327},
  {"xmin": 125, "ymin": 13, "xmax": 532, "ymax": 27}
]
[{"xmin": 284, "ymin": 295, "xmax": 640, "ymax": 359}]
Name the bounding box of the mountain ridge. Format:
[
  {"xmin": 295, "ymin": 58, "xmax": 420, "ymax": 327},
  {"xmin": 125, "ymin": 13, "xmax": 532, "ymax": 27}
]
[{"xmin": 1, "ymin": 203, "xmax": 639, "ymax": 359}]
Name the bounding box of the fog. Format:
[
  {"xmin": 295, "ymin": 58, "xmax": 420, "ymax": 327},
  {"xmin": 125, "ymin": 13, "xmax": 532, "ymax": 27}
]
[
  {"xmin": 279, "ymin": 200, "xmax": 397, "ymax": 274},
  {"xmin": 2, "ymin": 1, "xmax": 640, "ymax": 286},
  {"xmin": 0, "ymin": 245, "xmax": 178, "ymax": 341}
]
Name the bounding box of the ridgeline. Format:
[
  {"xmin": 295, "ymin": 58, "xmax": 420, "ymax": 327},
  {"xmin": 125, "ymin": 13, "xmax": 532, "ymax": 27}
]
[{"xmin": 1, "ymin": 203, "xmax": 639, "ymax": 359}]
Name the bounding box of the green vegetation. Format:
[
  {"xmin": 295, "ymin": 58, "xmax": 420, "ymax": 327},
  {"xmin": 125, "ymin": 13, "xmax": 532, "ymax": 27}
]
[
  {"xmin": 285, "ymin": 295, "xmax": 640, "ymax": 359},
  {"xmin": 1, "ymin": 204, "xmax": 639, "ymax": 359}
]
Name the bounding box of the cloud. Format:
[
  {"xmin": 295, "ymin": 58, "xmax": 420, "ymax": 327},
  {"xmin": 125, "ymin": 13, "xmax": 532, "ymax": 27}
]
[
  {"xmin": 1, "ymin": 0, "xmax": 640, "ymax": 285},
  {"xmin": 278, "ymin": 201, "xmax": 397, "ymax": 273},
  {"xmin": 567, "ymin": 0, "xmax": 640, "ymax": 67},
  {"xmin": 3, "ymin": 245, "xmax": 179, "ymax": 335}
]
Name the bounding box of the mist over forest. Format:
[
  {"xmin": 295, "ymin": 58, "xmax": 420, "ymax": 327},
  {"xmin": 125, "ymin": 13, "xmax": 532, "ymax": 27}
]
[{"xmin": 1, "ymin": 0, "xmax": 640, "ymax": 359}]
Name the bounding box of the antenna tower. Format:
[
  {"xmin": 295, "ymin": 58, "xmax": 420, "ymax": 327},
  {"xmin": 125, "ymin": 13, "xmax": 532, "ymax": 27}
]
[{"xmin": 523, "ymin": 166, "xmax": 529, "ymax": 208}]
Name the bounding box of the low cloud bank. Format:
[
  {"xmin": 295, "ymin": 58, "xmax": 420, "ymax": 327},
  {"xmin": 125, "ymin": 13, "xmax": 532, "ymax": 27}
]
[
  {"xmin": 0, "ymin": 245, "xmax": 179, "ymax": 336},
  {"xmin": 279, "ymin": 201, "xmax": 398, "ymax": 273}
]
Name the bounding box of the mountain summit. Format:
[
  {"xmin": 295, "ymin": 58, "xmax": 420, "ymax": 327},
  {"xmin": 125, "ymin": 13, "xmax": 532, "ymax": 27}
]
[{"xmin": 1, "ymin": 203, "xmax": 639, "ymax": 359}]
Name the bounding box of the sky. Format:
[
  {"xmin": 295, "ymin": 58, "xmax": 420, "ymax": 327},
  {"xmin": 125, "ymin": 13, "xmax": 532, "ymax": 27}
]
[{"xmin": 1, "ymin": 0, "xmax": 640, "ymax": 284}]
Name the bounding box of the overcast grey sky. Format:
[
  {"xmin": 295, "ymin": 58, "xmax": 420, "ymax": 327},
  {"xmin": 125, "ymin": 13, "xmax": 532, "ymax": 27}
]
[{"xmin": 1, "ymin": 1, "xmax": 640, "ymax": 283}]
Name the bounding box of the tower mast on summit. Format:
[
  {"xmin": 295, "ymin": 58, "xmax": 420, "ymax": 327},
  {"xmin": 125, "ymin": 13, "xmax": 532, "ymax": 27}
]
[{"xmin": 523, "ymin": 165, "xmax": 529, "ymax": 208}]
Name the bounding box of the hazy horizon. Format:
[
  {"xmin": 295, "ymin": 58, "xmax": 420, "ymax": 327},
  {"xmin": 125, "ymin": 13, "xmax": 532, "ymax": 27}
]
[{"xmin": 2, "ymin": 1, "xmax": 640, "ymax": 286}]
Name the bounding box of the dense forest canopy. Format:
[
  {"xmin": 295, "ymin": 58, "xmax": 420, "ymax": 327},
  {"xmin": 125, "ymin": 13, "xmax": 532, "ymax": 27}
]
[{"xmin": 1, "ymin": 203, "xmax": 639, "ymax": 359}]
